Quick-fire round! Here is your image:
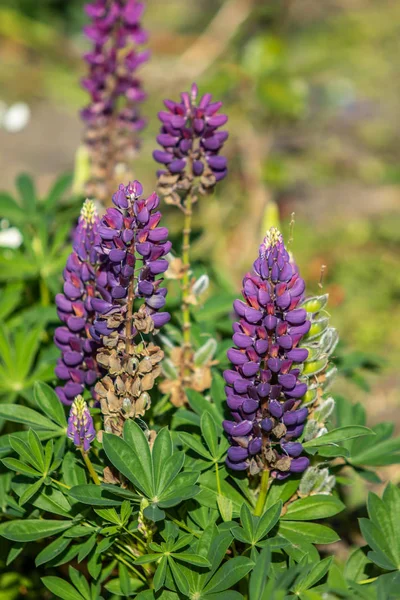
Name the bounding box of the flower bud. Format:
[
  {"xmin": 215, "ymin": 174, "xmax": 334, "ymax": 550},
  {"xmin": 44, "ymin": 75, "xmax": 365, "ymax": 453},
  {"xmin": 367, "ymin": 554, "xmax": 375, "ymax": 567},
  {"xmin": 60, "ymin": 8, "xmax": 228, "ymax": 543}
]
[{"xmin": 67, "ymin": 395, "xmax": 96, "ymax": 452}]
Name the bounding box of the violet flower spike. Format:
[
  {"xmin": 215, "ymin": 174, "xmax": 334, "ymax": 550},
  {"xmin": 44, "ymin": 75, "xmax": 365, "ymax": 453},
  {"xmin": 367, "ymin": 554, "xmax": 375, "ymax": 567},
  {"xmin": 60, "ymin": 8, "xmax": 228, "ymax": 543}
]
[
  {"xmin": 54, "ymin": 200, "xmax": 102, "ymax": 406},
  {"xmin": 154, "ymin": 83, "xmax": 229, "ymax": 204},
  {"xmin": 91, "ymin": 181, "xmax": 171, "ymax": 436},
  {"xmin": 67, "ymin": 395, "xmax": 96, "ymax": 452},
  {"xmin": 81, "ymin": 0, "xmax": 149, "ymax": 201},
  {"xmin": 223, "ymin": 227, "xmax": 311, "ymax": 480}
]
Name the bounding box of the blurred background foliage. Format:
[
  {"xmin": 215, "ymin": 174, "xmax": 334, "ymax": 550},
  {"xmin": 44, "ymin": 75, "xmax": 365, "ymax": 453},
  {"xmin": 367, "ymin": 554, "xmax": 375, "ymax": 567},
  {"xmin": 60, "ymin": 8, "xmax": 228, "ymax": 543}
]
[{"xmin": 0, "ymin": 0, "xmax": 399, "ymax": 493}]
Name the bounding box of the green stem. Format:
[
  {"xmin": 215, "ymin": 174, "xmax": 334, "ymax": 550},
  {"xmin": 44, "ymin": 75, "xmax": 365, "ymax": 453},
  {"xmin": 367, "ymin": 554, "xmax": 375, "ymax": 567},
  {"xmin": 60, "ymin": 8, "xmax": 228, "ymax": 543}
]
[
  {"xmin": 40, "ymin": 278, "xmax": 50, "ymax": 307},
  {"xmin": 51, "ymin": 478, "xmax": 70, "ymax": 490},
  {"xmin": 166, "ymin": 512, "xmax": 200, "ymax": 538},
  {"xmin": 181, "ymin": 189, "xmax": 193, "ymax": 378},
  {"xmin": 254, "ymin": 470, "xmax": 270, "ymax": 517},
  {"xmin": 358, "ymin": 577, "xmax": 378, "ymax": 585},
  {"xmin": 80, "ymin": 448, "xmax": 101, "ymax": 485},
  {"xmin": 111, "ymin": 551, "xmax": 148, "ymax": 582},
  {"xmin": 215, "ymin": 461, "xmax": 222, "ymax": 496}
]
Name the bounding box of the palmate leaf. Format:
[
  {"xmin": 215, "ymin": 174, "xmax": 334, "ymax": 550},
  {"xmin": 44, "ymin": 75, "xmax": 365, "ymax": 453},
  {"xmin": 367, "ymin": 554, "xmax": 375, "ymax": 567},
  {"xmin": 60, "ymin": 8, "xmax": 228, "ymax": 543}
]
[
  {"xmin": 103, "ymin": 423, "xmax": 199, "ymax": 517},
  {"xmin": 359, "ymin": 483, "xmax": 400, "ymax": 571}
]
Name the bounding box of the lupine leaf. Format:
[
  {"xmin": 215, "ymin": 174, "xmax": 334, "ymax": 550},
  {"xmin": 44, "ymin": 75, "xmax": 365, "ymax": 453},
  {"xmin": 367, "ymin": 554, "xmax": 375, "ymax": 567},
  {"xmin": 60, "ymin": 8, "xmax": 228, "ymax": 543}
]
[
  {"xmin": 41, "ymin": 576, "xmax": 85, "ymax": 600},
  {"xmin": 203, "ymin": 557, "xmax": 254, "ymax": 593},
  {"xmin": 0, "ymin": 519, "xmax": 73, "ymax": 542},
  {"xmin": 34, "ymin": 381, "xmax": 67, "ymax": 428},
  {"xmin": 278, "ymin": 521, "xmax": 340, "ymax": 545},
  {"xmin": 0, "ymin": 404, "xmax": 62, "ymax": 431},
  {"xmin": 152, "ymin": 427, "xmax": 173, "ymax": 492},
  {"xmin": 179, "ymin": 432, "xmax": 213, "ymax": 461},
  {"xmin": 123, "ymin": 421, "xmax": 153, "ymax": 496},
  {"xmin": 249, "ymin": 547, "xmax": 271, "ymax": 600},
  {"xmin": 303, "ymin": 426, "xmax": 374, "ymax": 449},
  {"xmin": 1, "ymin": 457, "xmax": 42, "ymax": 477},
  {"xmin": 103, "ymin": 433, "xmax": 150, "ymax": 497},
  {"xmin": 201, "ymin": 412, "xmax": 219, "ymax": 458},
  {"xmin": 68, "ymin": 484, "xmax": 124, "ymax": 506},
  {"xmin": 36, "ymin": 536, "xmax": 71, "ymax": 566},
  {"xmin": 293, "ymin": 556, "xmax": 333, "ymax": 593},
  {"xmin": 282, "ymin": 495, "xmax": 344, "ymax": 521}
]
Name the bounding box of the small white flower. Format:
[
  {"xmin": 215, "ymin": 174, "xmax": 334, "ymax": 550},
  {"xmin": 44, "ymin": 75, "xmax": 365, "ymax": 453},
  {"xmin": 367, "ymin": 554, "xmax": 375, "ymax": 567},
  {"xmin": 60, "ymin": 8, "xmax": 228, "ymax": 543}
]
[
  {"xmin": 0, "ymin": 227, "xmax": 23, "ymax": 249},
  {"xmin": 2, "ymin": 102, "xmax": 31, "ymax": 133}
]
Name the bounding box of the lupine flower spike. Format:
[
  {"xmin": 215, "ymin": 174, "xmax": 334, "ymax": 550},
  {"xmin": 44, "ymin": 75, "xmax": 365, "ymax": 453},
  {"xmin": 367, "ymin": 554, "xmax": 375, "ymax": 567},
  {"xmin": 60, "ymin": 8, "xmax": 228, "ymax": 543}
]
[
  {"xmin": 224, "ymin": 227, "xmax": 311, "ymax": 479},
  {"xmin": 154, "ymin": 84, "xmax": 228, "ymax": 406},
  {"xmin": 224, "ymin": 227, "xmax": 339, "ymax": 485},
  {"xmin": 67, "ymin": 395, "xmax": 96, "ymax": 451},
  {"xmin": 81, "ymin": 0, "xmax": 149, "ymax": 202},
  {"xmin": 91, "ymin": 180, "xmax": 171, "ymax": 436},
  {"xmin": 54, "ymin": 200, "xmax": 101, "ymax": 405}
]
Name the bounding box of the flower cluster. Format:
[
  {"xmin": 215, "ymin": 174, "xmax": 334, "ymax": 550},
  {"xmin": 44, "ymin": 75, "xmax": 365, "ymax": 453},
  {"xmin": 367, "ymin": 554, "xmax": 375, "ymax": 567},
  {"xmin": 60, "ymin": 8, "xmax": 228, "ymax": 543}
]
[
  {"xmin": 67, "ymin": 395, "xmax": 96, "ymax": 451},
  {"xmin": 223, "ymin": 227, "xmax": 312, "ymax": 479},
  {"xmin": 91, "ymin": 181, "xmax": 171, "ymax": 435},
  {"xmin": 82, "ymin": 0, "xmax": 149, "ymax": 201},
  {"xmin": 54, "ymin": 200, "xmax": 101, "ymax": 405},
  {"xmin": 154, "ymin": 83, "xmax": 228, "ymax": 204}
]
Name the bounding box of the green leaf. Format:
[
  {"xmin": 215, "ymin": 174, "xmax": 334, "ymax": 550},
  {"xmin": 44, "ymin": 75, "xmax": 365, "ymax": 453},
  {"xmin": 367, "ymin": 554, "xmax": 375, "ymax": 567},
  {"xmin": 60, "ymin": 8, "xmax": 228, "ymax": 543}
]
[
  {"xmin": 28, "ymin": 429, "xmax": 45, "ymax": 471},
  {"xmin": 69, "ymin": 566, "xmax": 91, "ymax": 600},
  {"xmin": 186, "ymin": 389, "xmax": 222, "ymax": 426},
  {"xmin": 9, "ymin": 436, "xmax": 42, "ymax": 469},
  {"xmin": 68, "ymin": 484, "xmax": 124, "ymax": 506},
  {"xmin": 172, "ymin": 553, "xmax": 211, "ymax": 567},
  {"xmin": 0, "ymin": 519, "xmax": 72, "ymax": 542},
  {"xmin": 201, "ymin": 412, "xmax": 219, "ymax": 458},
  {"xmin": 34, "ymin": 382, "xmax": 67, "ymax": 427},
  {"xmin": 249, "ymin": 547, "xmax": 271, "ymax": 600},
  {"xmin": 134, "ymin": 554, "xmax": 162, "ymax": 565},
  {"xmin": 204, "ymin": 557, "xmax": 254, "ymax": 593},
  {"xmin": 78, "ymin": 533, "xmax": 97, "ymax": 563},
  {"xmin": 1, "ymin": 457, "xmax": 42, "ymax": 478},
  {"xmin": 0, "ymin": 404, "xmax": 62, "ymax": 431},
  {"xmin": 168, "ymin": 557, "xmax": 190, "ymax": 596},
  {"xmin": 143, "ymin": 504, "xmax": 166, "ymax": 522},
  {"xmin": 278, "ymin": 521, "xmax": 340, "ymax": 545},
  {"xmin": 359, "ymin": 518, "xmax": 397, "ymax": 571},
  {"xmin": 45, "ymin": 172, "xmax": 73, "ymax": 210},
  {"xmin": 255, "ymin": 501, "xmax": 282, "ymax": 541},
  {"xmin": 41, "ymin": 576, "xmax": 85, "ymax": 600},
  {"xmin": 103, "ymin": 432, "xmax": 150, "ymax": 497},
  {"xmin": 152, "ymin": 427, "xmax": 173, "ymax": 493},
  {"xmin": 19, "ymin": 477, "xmax": 44, "ymax": 506},
  {"xmin": 217, "ymin": 494, "xmax": 233, "ymax": 522},
  {"xmin": 123, "ymin": 420, "xmax": 153, "ymax": 495},
  {"xmin": 16, "ymin": 173, "xmax": 36, "ymax": 212},
  {"xmin": 179, "ymin": 432, "xmax": 213, "ymax": 461},
  {"xmin": 303, "ymin": 426, "xmax": 374, "ymax": 449},
  {"xmin": 294, "ymin": 556, "xmax": 333, "ymax": 593},
  {"xmin": 6, "ymin": 542, "xmax": 24, "ymax": 566},
  {"xmin": 154, "ymin": 556, "xmax": 168, "ymax": 592},
  {"xmin": 36, "ymin": 536, "xmax": 71, "ymax": 567},
  {"xmin": 282, "ymin": 495, "xmax": 344, "ymax": 521}
]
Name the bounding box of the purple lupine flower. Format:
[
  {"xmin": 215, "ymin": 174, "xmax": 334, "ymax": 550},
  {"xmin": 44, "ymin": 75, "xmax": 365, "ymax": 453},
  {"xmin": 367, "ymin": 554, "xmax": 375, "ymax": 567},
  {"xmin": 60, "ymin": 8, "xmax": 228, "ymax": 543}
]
[
  {"xmin": 91, "ymin": 181, "xmax": 171, "ymax": 436},
  {"xmin": 67, "ymin": 395, "xmax": 96, "ymax": 451},
  {"xmin": 55, "ymin": 200, "xmax": 102, "ymax": 405},
  {"xmin": 223, "ymin": 227, "xmax": 311, "ymax": 480},
  {"xmin": 154, "ymin": 83, "xmax": 229, "ymax": 202},
  {"xmin": 81, "ymin": 0, "xmax": 149, "ymax": 202},
  {"xmin": 91, "ymin": 180, "xmax": 171, "ymax": 340}
]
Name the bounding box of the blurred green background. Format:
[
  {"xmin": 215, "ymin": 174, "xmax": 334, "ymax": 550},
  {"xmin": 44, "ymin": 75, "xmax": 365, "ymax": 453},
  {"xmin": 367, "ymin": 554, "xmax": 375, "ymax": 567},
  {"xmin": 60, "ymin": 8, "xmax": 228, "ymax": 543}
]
[{"xmin": 0, "ymin": 0, "xmax": 399, "ymax": 476}]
